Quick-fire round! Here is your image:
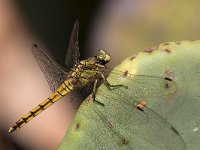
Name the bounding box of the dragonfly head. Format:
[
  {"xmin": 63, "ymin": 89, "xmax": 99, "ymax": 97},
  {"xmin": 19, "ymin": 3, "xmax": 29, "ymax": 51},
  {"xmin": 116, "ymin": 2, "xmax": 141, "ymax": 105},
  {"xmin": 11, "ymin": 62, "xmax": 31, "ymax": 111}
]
[{"xmin": 96, "ymin": 50, "xmax": 111, "ymax": 65}]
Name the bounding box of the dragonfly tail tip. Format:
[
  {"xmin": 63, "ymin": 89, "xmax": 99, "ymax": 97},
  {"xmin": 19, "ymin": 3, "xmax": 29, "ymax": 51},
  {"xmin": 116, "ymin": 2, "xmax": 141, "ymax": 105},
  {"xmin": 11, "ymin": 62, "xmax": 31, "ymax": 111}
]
[{"xmin": 8, "ymin": 127, "xmax": 15, "ymax": 134}]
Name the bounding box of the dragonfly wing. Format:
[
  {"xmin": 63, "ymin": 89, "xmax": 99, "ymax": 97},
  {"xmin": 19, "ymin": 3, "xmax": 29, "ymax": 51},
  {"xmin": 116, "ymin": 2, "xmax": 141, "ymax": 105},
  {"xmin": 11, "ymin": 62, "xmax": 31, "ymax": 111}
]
[
  {"xmin": 93, "ymin": 70, "xmax": 184, "ymax": 149},
  {"xmin": 79, "ymin": 84, "xmax": 185, "ymax": 149},
  {"xmin": 32, "ymin": 44, "xmax": 68, "ymax": 92},
  {"xmin": 104, "ymin": 69, "xmax": 177, "ymax": 100},
  {"xmin": 100, "ymin": 69, "xmax": 178, "ymax": 125},
  {"xmin": 80, "ymin": 99, "xmax": 133, "ymax": 149},
  {"xmin": 65, "ymin": 19, "xmax": 80, "ymax": 68},
  {"xmin": 69, "ymin": 81, "xmax": 99, "ymax": 108},
  {"xmin": 69, "ymin": 87, "xmax": 91, "ymax": 109}
]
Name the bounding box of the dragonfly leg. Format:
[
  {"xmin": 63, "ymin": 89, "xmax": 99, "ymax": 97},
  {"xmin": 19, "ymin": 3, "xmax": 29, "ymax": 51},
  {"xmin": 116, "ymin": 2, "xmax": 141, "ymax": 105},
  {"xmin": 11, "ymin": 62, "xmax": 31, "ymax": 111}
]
[
  {"xmin": 101, "ymin": 74, "xmax": 128, "ymax": 90},
  {"xmin": 92, "ymin": 79, "xmax": 105, "ymax": 106}
]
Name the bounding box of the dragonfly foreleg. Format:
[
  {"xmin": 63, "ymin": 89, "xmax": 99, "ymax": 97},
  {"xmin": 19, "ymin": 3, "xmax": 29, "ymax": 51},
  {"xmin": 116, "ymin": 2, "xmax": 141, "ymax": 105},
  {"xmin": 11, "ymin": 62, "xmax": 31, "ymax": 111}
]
[
  {"xmin": 92, "ymin": 79, "xmax": 105, "ymax": 106},
  {"xmin": 101, "ymin": 74, "xmax": 128, "ymax": 90}
]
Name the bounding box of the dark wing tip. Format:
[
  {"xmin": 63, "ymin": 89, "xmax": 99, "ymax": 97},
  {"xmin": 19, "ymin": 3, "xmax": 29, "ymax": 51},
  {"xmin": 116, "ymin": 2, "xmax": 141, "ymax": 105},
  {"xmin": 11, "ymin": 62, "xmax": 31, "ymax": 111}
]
[
  {"xmin": 65, "ymin": 19, "xmax": 80, "ymax": 67},
  {"xmin": 73, "ymin": 19, "xmax": 79, "ymax": 41},
  {"xmin": 31, "ymin": 43, "xmax": 39, "ymax": 51},
  {"xmin": 75, "ymin": 19, "xmax": 79, "ymax": 25}
]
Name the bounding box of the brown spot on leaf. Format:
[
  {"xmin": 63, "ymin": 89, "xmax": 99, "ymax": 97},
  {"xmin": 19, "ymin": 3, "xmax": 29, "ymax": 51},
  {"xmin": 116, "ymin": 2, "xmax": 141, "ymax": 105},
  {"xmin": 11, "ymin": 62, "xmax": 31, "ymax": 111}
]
[
  {"xmin": 136, "ymin": 101, "xmax": 147, "ymax": 111},
  {"xmin": 123, "ymin": 70, "xmax": 129, "ymax": 77},
  {"xmin": 164, "ymin": 70, "xmax": 175, "ymax": 90},
  {"xmin": 107, "ymin": 121, "xmax": 114, "ymax": 128},
  {"xmin": 165, "ymin": 70, "xmax": 175, "ymax": 80},
  {"xmin": 175, "ymin": 41, "xmax": 181, "ymax": 45},
  {"xmin": 165, "ymin": 81, "xmax": 171, "ymax": 89},
  {"xmin": 163, "ymin": 42, "xmax": 170, "ymax": 45},
  {"xmin": 130, "ymin": 54, "xmax": 136, "ymax": 60},
  {"xmin": 164, "ymin": 49, "xmax": 171, "ymax": 53},
  {"xmin": 144, "ymin": 48, "xmax": 154, "ymax": 53},
  {"xmin": 75, "ymin": 122, "xmax": 80, "ymax": 132},
  {"xmin": 144, "ymin": 46, "xmax": 157, "ymax": 53},
  {"xmin": 121, "ymin": 137, "xmax": 128, "ymax": 145}
]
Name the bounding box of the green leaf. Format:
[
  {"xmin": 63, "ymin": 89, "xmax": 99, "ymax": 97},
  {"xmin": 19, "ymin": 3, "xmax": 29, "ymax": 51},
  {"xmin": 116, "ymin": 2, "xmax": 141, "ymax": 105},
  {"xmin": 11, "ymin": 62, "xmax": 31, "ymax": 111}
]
[{"xmin": 59, "ymin": 40, "xmax": 200, "ymax": 150}]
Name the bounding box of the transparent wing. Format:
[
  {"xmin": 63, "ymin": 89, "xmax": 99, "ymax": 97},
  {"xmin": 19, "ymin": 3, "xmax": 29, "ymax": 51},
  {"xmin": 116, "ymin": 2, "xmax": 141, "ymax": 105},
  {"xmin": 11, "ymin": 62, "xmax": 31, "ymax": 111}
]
[
  {"xmin": 77, "ymin": 67, "xmax": 177, "ymax": 103},
  {"xmin": 32, "ymin": 44, "xmax": 68, "ymax": 92},
  {"xmin": 65, "ymin": 19, "xmax": 80, "ymax": 68},
  {"xmin": 72, "ymin": 67, "xmax": 177, "ymax": 111},
  {"xmin": 79, "ymin": 74, "xmax": 185, "ymax": 149},
  {"xmin": 100, "ymin": 69, "xmax": 178, "ymax": 126},
  {"xmin": 80, "ymin": 97, "xmax": 133, "ymax": 149},
  {"xmin": 69, "ymin": 80, "xmax": 101, "ymax": 109},
  {"xmin": 69, "ymin": 87, "xmax": 92, "ymax": 109},
  {"xmin": 95, "ymin": 72, "xmax": 177, "ymax": 127},
  {"xmin": 103, "ymin": 68, "xmax": 177, "ymax": 100},
  {"xmin": 91, "ymin": 96, "xmax": 185, "ymax": 149},
  {"xmin": 77, "ymin": 67, "xmax": 177, "ymax": 124}
]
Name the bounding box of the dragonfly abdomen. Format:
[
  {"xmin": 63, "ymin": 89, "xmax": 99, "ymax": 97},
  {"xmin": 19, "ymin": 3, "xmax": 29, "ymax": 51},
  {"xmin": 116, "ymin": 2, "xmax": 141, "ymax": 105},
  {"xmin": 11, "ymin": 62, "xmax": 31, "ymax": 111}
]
[{"xmin": 8, "ymin": 78, "xmax": 76, "ymax": 133}]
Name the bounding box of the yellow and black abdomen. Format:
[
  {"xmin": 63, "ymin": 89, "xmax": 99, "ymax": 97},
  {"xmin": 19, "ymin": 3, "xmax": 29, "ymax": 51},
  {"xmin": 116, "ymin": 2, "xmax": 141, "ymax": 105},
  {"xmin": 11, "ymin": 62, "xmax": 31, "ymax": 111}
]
[
  {"xmin": 8, "ymin": 78, "xmax": 76, "ymax": 133},
  {"xmin": 8, "ymin": 65, "xmax": 100, "ymax": 133}
]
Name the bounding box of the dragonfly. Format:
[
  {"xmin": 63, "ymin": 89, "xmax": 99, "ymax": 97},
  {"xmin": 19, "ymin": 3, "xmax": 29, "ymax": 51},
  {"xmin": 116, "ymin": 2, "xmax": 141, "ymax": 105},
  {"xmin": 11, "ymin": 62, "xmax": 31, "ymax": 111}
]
[
  {"xmin": 8, "ymin": 19, "xmax": 185, "ymax": 149},
  {"xmin": 8, "ymin": 20, "xmax": 124, "ymax": 133}
]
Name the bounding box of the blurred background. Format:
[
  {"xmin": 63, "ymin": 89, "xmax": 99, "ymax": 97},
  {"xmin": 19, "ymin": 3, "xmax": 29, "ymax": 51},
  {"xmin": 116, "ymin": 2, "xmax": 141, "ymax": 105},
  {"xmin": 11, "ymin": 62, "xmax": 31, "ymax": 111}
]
[{"xmin": 1, "ymin": 0, "xmax": 200, "ymax": 149}]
